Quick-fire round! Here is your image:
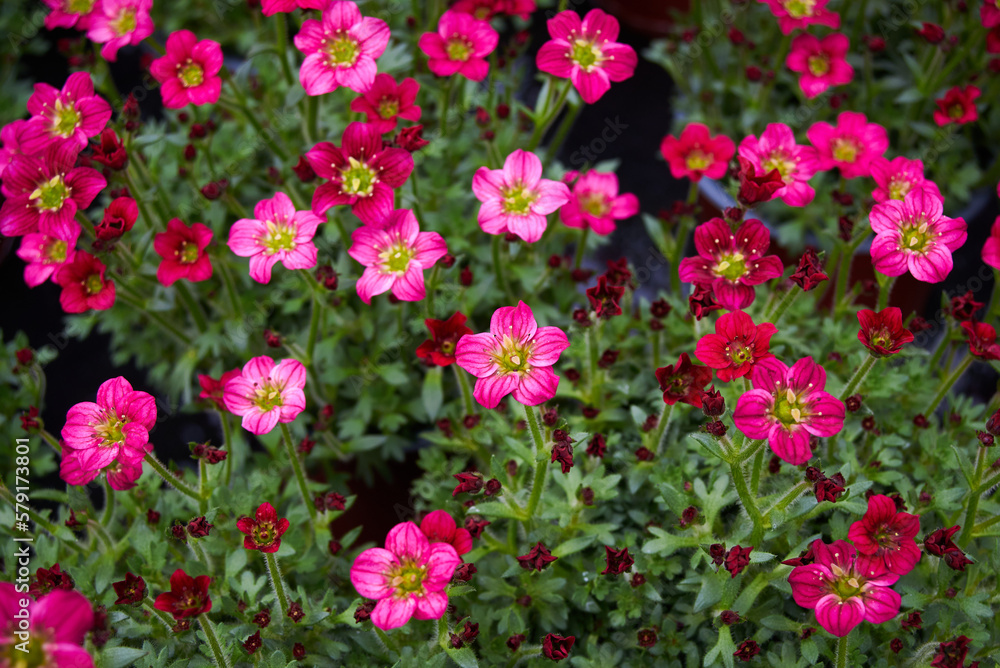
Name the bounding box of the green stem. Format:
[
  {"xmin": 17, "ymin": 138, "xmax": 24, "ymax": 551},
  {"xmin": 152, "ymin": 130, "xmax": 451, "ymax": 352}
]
[
  {"xmin": 527, "ymin": 79, "xmax": 573, "ymax": 151},
  {"xmin": 453, "ymin": 365, "xmax": 475, "ymax": 417},
  {"xmin": 729, "ymin": 459, "xmax": 766, "ymax": 545},
  {"xmin": 144, "ymin": 452, "xmax": 203, "ymax": 502},
  {"xmin": 958, "ymin": 446, "xmax": 988, "ymax": 548},
  {"xmin": 652, "ymin": 330, "xmax": 661, "ymax": 369},
  {"xmin": 877, "ymin": 275, "xmax": 897, "ymax": 311},
  {"xmin": 924, "ymin": 354, "xmax": 974, "ymax": 415},
  {"xmin": 197, "ymin": 458, "xmax": 210, "ymax": 515},
  {"xmin": 38, "ymin": 429, "xmax": 61, "ymax": 453},
  {"xmin": 273, "ymin": 13, "xmax": 295, "ymax": 86},
  {"xmin": 219, "ymin": 91, "xmax": 289, "ymax": 162},
  {"xmin": 521, "ymin": 403, "xmax": 549, "ymax": 523},
  {"xmin": 988, "ymin": 269, "xmax": 1000, "ymax": 319},
  {"xmin": 281, "ymin": 423, "xmax": 318, "ymax": 523},
  {"xmin": 750, "ymin": 447, "xmax": 765, "ymax": 496},
  {"xmin": 839, "ymin": 355, "xmax": 877, "ymax": 402},
  {"xmin": 669, "ymin": 183, "xmax": 699, "ymax": 294},
  {"xmin": 765, "ymin": 285, "xmax": 800, "ymax": 325},
  {"xmin": 142, "ymin": 599, "xmax": 175, "ymax": 630},
  {"xmin": 836, "ymin": 634, "xmax": 849, "ymax": 668},
  {"xmin": 544, "ymin": 100, "xmax": 583, "ymax": 164},
  {"xmin": 651, "ymin": 402, "xmax": 675, "ymax": 457},
  {"xmin": 491, "ymin": 235, "xmax": 512, "ymax": 299},
  {"xmin": 306, "ymin": 293, "xmax": 322, "ymax": 365},
  {"xmin": 574, "ymin": 225, "xmax": 590, "ymax": 270},
  {"xmin": 217, "ymin": 259, "xmax": 244, "ymax": 318},
  {"xmin": 174, "ymin": 281, "xmax": 208, "ymax": 334},
  {"xmin": 100, "ymin": 477, "xmax": 115, "ymax": 527},
  {"xmin": 764, "ymin": 481, "xmax": 810, "ymax": 520},
  {"xmin": 264, "ymin": 552, "xmax": 291, "ymax": 618},
  {"xmin": 116, "ymin": 286, "xmax": 194, "ymax": 346},
  {"xmin": 221, "ymin": 411, "xmax": 235, "ymax": 488},
  {"xmin": 438, "ymin": 78, "xmax": 454, "ymax": 138},
  {"xmin": 198, "ymin": 614, "xmax": 232, "ymax": 668},
  {"xmin": 928, "ymin": 321, "xmax": 952, "ymax": 370}
]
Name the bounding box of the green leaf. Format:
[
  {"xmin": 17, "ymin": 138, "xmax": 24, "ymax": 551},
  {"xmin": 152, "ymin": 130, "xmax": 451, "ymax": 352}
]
[
  {"xmin": 551, "ymin": 535, "xmax": 596, "ymax": 558},
  {"xmin": 422, "ymin": 367, "xmax": 443, "ymax": 421},
  {"xmin": 801, "ymin": 639, "xmax": 819, "ymax": 665},
  {"xmin": 703, "ymin": 625, "xmax": 735, "ymax": 668},
  {"xmin": 466, "ymin": 502, "xmax": 523, "ymax": 520},
  {"xmin": 98, "ymin": 646, "xmax": 149, "ymax": 668},
  {"xmin": 226, "ymin": 547, "xmax": 247, "ymax": 580},
  {"xmin": 689, "ymin": 432, "xmax": 727, "ymax": 462},
  {"xmin": 694, "ymin": 572, "xmax": 724, "ymax": 612},
  {"xmin": 445, "ymin": 647, "xmax": 479, "ymax": 668}
]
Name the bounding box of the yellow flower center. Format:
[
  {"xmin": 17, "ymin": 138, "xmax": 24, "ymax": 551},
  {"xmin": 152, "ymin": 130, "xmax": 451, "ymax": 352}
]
[
  {"xmin": 341, "ymin": 156, "xmax": 378, "ymax": 197},
  {"xmin": 29, "ymin": 175, "xmax": 71, "ymax": 212},
  {"xmin": 179, "ymin": 60, "xmax": 204, "ymax": 87},
  {"xmin": 326, "ymin": 31, "xmax": 360, "ymax": 67}
]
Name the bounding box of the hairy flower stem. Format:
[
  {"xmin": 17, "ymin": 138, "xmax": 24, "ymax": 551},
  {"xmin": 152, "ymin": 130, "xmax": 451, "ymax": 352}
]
[
  {"xmin": 876, "ymin": 274, "xmax": 897, "ymax": 311},
  {"xmin": 836, "ymin": 634, "xmax": 849, "ymax": 668},
  {"xmin": 958, "ymin": 446, "xmax": 988, "ymax": 548},
  {"xmin": 273, "ymin": 14, "xmax": 294, "ymax": 86},
  {"xmin": 729, "ymin": 459, "xmax": 766, "ymax": 545},
  {"xmin": 924, "ymin": 354, "xmax": 974, "ymax": 416},
  {"xmin": 453, "ymin": 365, "xmax": 475, "ymax": 417},
  {"xmin": 280, "ymin": 423, "xmax": 318, "ymax": 524},
  {"xmin": 765, "ymin": 285, "xmax": 801, "ymax": 326},
  {"xmin": 145, "ymin": 452, "xmax": 203, "ymax": 502},
  {"xmin": 764, "ymin": 481, "xmax": 810, "ymax": 521},
  {"xmin": 651, "ymin": 402, "xmax": 675, "ymax": 456},
  {"xmin": 221, "ymin": 411, "xmax": 235, "ymax": 488},
  {"xmin": 142, "ymin": 599, "xmax": 175, "ymax": 629},
  {"xmin": 669, "ymin": 182, "xmax": 700, "ymax": 295},
  {"xmin": 265, "ymin": 552, "xmax": 291, "ymax": 618},
  {"xmin": 101, "ymin": 477, "xmax": 116, "ymax": 526},
  {"xmin": 527, "ymin": 79, "xmax": 573, "ymax": 152},
  {"xmin": 306, "ymin": 292, "xmax": 323, "ymax": 366},
  {"xmin": 439, "ymin": 78, "xmax": 454, "ymax": 138},
  {"xmin": 197, "ymin": 458, "xmax": 210, "ymax": 515},
  {"xmin": 574, "ymin": 226, "xmax": 589, "ymax": 270},
  {"xmin": 116, "ymin": 284, "xmax": 194, "ymax": 346},
  {"xmin": 199, "ymin": 614, "xmax": 232, "ymax": 668},
  {"xmin": 521, "ymin": 403, "xmax": 549, "ymax": 523},
  {"xmin": 839, "ymin": 354, "xmax": 877, "ymax": 402},
  {"xmin": 175, "ymin": 280, "xmax": 208, "ymax": 334},
  {"xmin": 750, "ymin": 448, "xmax": 764, "ymax": 495},
  {"xmin": 491, "ymin": 235, "xmax": 513, "ymax": 300}
]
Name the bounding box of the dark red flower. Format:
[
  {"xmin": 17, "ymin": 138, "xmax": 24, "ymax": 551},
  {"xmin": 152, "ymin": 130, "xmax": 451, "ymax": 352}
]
[
  {"xmin": 637, "ymin": 628, "xmax": 657, "ymax": 648},
  {"xmin": 931, "ymin": 635, "xmax": 972, "ymax": 668},
  {"xmin": 602, "ymin": 546, "xmax": 634, "ymax": 575},
  {"xmin": 507, "ymin": 634, "xmax": 526, "ymax": 651},
  {"xmin": 586, "ymin": 275, "xmax": 626, "ymax": 319},
  {"xmin": 416, "ymin": 312, "xmax": 473, "ymax": 366},
  {"xmin": 781, "ymin": 544, "xmax": 815, "ymax": 567},
  {"xmin": 459, "ymin": 620, "xmax": 479, "ymax": 644},
  {"xmin": 581, "ymin": 487, "xmax": 595, "ymax": 505},
  {"xmin": 354, "ymin": 600, "xmax": 376, "ymax": 622},
  {"xmin": 192, "ymin": 442, "xmax": 227, "ymax": 464},
  {"xmin": 464, "ymin": 516, "xmax": 490, "ymax": 538},
  {"xmin": 650, "ymin": 298, "xmax": 672, "ymax": 319},
  {"xmin": 635, "ymin": 446, "xmax": 655, "ymax": 461},
  {"xmin": 30, "ymin": 564, "xmax": 74, "ymax": 599},
  {"xmin": 924, "ymin": 526, "xmax": 961, "ymax": 556},
  {"xmin": 865, "ymin": 35, "xmax": 886, "ymax": 52},
  {"xmin": 916, "ymin": 22, "xmax": 945, "ymax": 43},
  {"xmin": 734, "ymin": 639, "xmax": 760, "ymax": 662},
  {"xmin": 243, "ymin": 631, "xmax": 262, "ymax": 654},
  {"xmin": 19, "ymin": 406, "xmax": 39, "ymax": 431},
  {"xmin": 706, "ymin": 420, "xmax": 727, "ymax": 437},
  {"xmin": 814, "ymin": 473, "xmax": 846, "ymax": 503},
  {"xmin": 890, "ymin": 637, "xmax": 903, "ymax": 653},
  {"xmin": 789, "ymin": 249, "xmax": 828, "ymax": 291},
  {"xmin": 54, "ymin": 252, "xmax": 115, "ymax": 314},
  {"xmin": 689, "ymin": 284, "xmax": 722, "ymax": 320},
  {"xmin": 845, "ymin": 394, "xmax": 862, "ymax": 412},
  {"xmin": 605, "ymin": 257, "xmax": 632, "ymax": 287},
  {"xmin": 709, "ymin": 543, "xmax": 727, "ymax": 566},
  {"xmin": 91, "ymin": 129, "xmax": 128, "ymax": 171},
  {"xmin": 987, "ymin": 409, "xmax": 1000, "ymax": 436},
  {"xmin": 460, "ymin": 266, "xmax": 473, "ymax": 286},
  {"xmin": 453, "ymin": 471, "xmax": 484, "ymax": 496},
  {"xmin": 252, "ymin": 609, "xmax": 271, "ymax": 628},
  {"xmin": 237, "ymin": 502, "xmax": 290, "ymax": 553},
  {"xmin": 146, "ymin": 509, "xmax": 160, "ymax": 525},
  {"xmin": 847, "ymin": 494, "xmax": 921, "ymax": 575},
  {"xmin": 186, "ymin": 516, "xmax": 214, "ymax": 538},
  {"xmin": 454, "ymin": 563, "xmax": 477, "ymax": 581},
  {"xmin": 551, "ymin": 442, "xmax": 574, "ymax": 473},
  {"xmin": 314, "ymin": 265, "xmax": 338, "ymax": 290},
  {"xmin": 950, "ymin": 290, "xmax": 984, "ymax": 321},
  {"xmin": 680, "ymin": 506, "xmax": 698, "ymax": 527},
  {"xmin": 541, "ymin": 633, "xmax": 575, "ymax": 661},
  {"xmin": 517, "ymin": 542, "xmax": 558, "ymax": 571},
  {"xmin": 961, "ymin": 320, "xmax": 1000, "ymax": 360},
  {"xmin": 737, "ymin": 156, "xmax": 783, "ymax": 207},
  {"xmin": 655, "ymin": 353, "xmax": 713, "ymax": 407},
  {"xmin": 598, "ymin": 348, "xmax": 619, "ymax": 368},
  {"xmin": 631, "ymin": 573, "xmax": 646, "ymax": 587},
  {"xmin": 909, "ymin": 316, "xmax": 931, "ymax": 333},
  {"xmin": 582, "ymin": 406, "xmax": 600, "ymax": 419},
  {"xmin": 943, "ymin": 548, "xmax": 973, "ymax": 571},
  {"xmin": 395, "ymin": 124, "xmax": 429, "ymax": 152},
  {"xmin": 113, "ymin": 572, "xmax": 146, "ymax": 606},
  {"xmin": 483, "ymin": 478, "xmax": 502, "ymax": 496},
  {"xmin": 287, "ymin": 601, "xmax": 305, "ymax": 623},
  {"xmin": 154, "ymin": 569, "xmax": 212, "ymax": 620},
  {"xmin": 901, "ymin": 610, "xmax": 922, "ymax": 630},
  {"xmin": 719, "ymin": 610, "xmax": 739, "ymax": 625},
  {"xmin": 198, "ymin": 369, "xmax": 241, "ymax": 410},
  {"xmin": 724, "ymin": 545, "xmax": 753, "ymax": 577},
  {"xmin": 857, "ymin": 307, "xmax": 914, "ymax": 356},
  {"xmin": 934, "ymin": 85, "xmax": 981, "ymax": 126},
  {"xmin": 292, "ymin": 643, "xmax": 306, "ymax": 660}
]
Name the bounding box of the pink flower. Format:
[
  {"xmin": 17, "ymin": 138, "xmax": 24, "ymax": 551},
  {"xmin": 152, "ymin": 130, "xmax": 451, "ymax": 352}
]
[
  {"xmin": 16, "ymin": 225, "xmax": 80, "ymax": 287},
  {"xmin": 149, "ymin": 30, "xmax": 224, "ymax": 109},
  {"xmin": 260, "ymin": 0, "xmax": 327, "ymax": 16},
  {"xmin": 660, "ymin": 123, "xmax": 735, "ymax": 182},
  {"xmin": 933, "ymin": 85, "xmax": 981, "ymax": 126},
  {"xmin": 471, "ymin": 149, "xmax": 571, "ymax": 243},
  {"xmin": 59, "ymin": 376, "xmax": 155, "ymax": 489},
  {"xmin": 21, "ymin": 72, "xmax": 112, "ymax": 154},
  {"xmin": 738, "ymin": 123, "xmax": 820, "ymax": 207},
  {"xmin": 678, "ymin": 218, "xmax": 784, "ymax": 311},
  {"xmin": 982, "ymin": 216, "xmax": 1000, "ymax": 270},
  {"xmin": 733, "ymin": 357, "xmax": 845, "ymax": 465},
  {"xmin": 559, "ymin": 170, "xmax": 639, "ymax": 235},
  {"xmin": 869, "ymin": 187, "xmax": 968, "ymax": 283},
  {"xmin": 87, "ymin": 0, "xmax": 154, "ymax": 62},
  {"xmin": 758, "ymin": 0, "xmax": 840, "ymax": 35},
  {"xmin": 418, "ymin": 10, "xmax": 498, "ymax": 82},
  {"xmin": 350, "ymin": 521, "xmax": 461, "ymax": 630},
  {"xmin": 870, "ymin": 156, "xmax": 943, "ymax": 203},
  {"xmin": 53, "ymin": 251, "xmax": 116, "ymax": 313},
  {"xmin": 695, "ymin": 311, "xmax": 777, "ymax": 382},
  {"xmin": 199, "ymin": 369, "xmax": 242, "ymax": 410},
  {"xmin": 229, "ymin": 192, "xmax": 321, "ymax": 284},
  {"xmin": 455, "ymin": 301, "xmax": 569, "ymax": 408},
  {"xmin": 807, "ymin": 111, "xmax": 888, "ymax": 179},
  {"xmin": 154, "ymin": 218, "xmax": 214, "ymax": 287},
  {"xmin": 0, "ymin": 120, "xmax": 32, "ymax": 178},
  {"xmin": 347, "ymin": 208, "xmax": 447, "ymax": 303},
  {"xmin": 223, "ymin": 356, "xmax": 307, "ymax": 435},
  {"xmin": 0, "ymin": 142, "xmax": 106, "ymax": 238},
  {"xmin": 962, "ymin": 320, "xmax": 1000, "ymax": 360},
  {"xmin": 293, "ymin": 1, "xmax": 390, "ymax": 96},
  {"xmin": 984, "ymin": 0, "xmax": 1000, "ymax": 28},
  {"xmin": 305, "ymin": 122, "xmax": 414, "ymax": 225},
  {"xmin": 786, "ymin": 33, "xmax": 853, "ymax": 99},
  {"xmin": 452, "ymin": 0, "xmax": 536, "ymax": 20},
  {"xmin": 349, "ymin": 74, "xmax": 422, "ymax": 134},
  {"xmin": 420, "ymin": 510, "xmax": 473, "ymax": 556},
  {"xmin": 847, "ymin": 494, "xmax": 922, "ymax": 576},
  {"xmin": 536, "ymin": 9, "xmax": 637, "ymax": 103},
  {"xmin": 0, "ymin": 583, "xmax": 95, "ymax": 668},
  {"xmin": 788, "ymin": 539, "xmax": 901, "ymax": 637},
  {"xmin": 43, "ymin": 0, "xmax": 101, "ymax": 30}
]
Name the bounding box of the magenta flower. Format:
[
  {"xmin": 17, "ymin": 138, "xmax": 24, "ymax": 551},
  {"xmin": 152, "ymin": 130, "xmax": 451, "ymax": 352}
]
[
  {"xmin": 347, "ymin": 208, "xmax": 447, "ymax": 303},
  {"xmin": 559, "ymin": 170, "xmax": 639, "ymax": 235},
  {"xmin": 807, "ymin": 111, "xmax": 888, "ymax": 179},
  {"xmin": 788, "ymin": 539, "xmax": 901, "ymax": 637},
  {"xmin": 786, "ymin": 33, "xmax": 853, "ymax": 99},
  {"xmin": 695, "ymin": 310, "xmax": 777, "ymax": 382},
  {"xmin": 933, "ymin": 85, "xmax": 981, "ymax": 126},
  {"xmin": 260, "ymin": 0, "xmax": 327, "ymax": 15},
  {"xmin": 869, "ymin": 187, "xmax": 968, "ymax": 283},
  {"xmin": 472, "ymin": 149, "xmax": 571, "ymax": 243},
  {"xmin": 86, "ymin": 0, "xmax": 154, "ymax": 62},
  {"xmin": 738, "ymin": 123, "xmax": 820, "ymax": 207},
  {"xmin": 0, "ymin": 119, "xmax": 32, "ymax": 178},
  {"xmin": 0, "ymin": 142, "xmax": 106, "ymax": 239},
  {"xmin": 870, "ymin": 156, "xmax": 943, "ymax": 204},
  {"xmin": 305, "ymin": 122, "xmax": 414, "ymax": 225},
  {"xmin": 229, "ymin": 192, "xmax": 321, "ymax": 284},
  {"xmin": 149, "ymin": 30, "xmax": 223, "ymax": 109},
  {"xmin": 349, "ymin": 74, "xmax": 422, "ymax": 134},
  {"xmin": 53, "ymin": 251, "xmax": 116, "ymax": 314},
  {"xmin": 455, "ymin": 301, "xmax": 569, "ymax": 408},
  {"xmin": 661, "ymin": 123, "xmax": 735, "ymax": 183},
  {"xmin": 733, "ymin": 357, "xmax": 845, "ymax": 465},
  {"xmin": 223, "ymin": 356, "xmax": 307, "ymax": 435},
  {"xmin": 759, "ymin": 0, "xmax": 840, "ymax": 35},
  {"xmin": 293, "ymin": 1, "xmax": 390, "ymax": 96},
  {"xmin": 678, "ymin": 218, "xmax": 784, "ymax": 311},
  {"xmin": 21, "ymin": 72, "xmax": 112, "ymax": 154},
  {"xmin": 984, "ymin": 0, "xmax": 1000, "ymax": 27},
  {"xmin": 536, "ymin": 9, "xmax": 637, "ymax": 103},
  {"xmin": 847, "ymin": 494, "xmax": 922, "ymax": 576},
  {"xmin": 43, "ymin": 0, "xmax": 101, "ymax": 30},
  {"xmin": 59, "ymin": 376, "xmax": 155, "ymax": 489},
  {"xmin": 419, "ymin": 510, "xmax": 473, "ymax": 556},
  {"xmin": 350, "ymin": 521, "xmax": 461, "ymax": 630},
  {"xmin": 453, "ymin": 0, "xmax": 536, "ymax": 20},
  {"xmin": 418, "ymin": 10, "xmax": 499, "ymax": 82},
  {"xmin": 16, "ymin": 225, "xmax": 79, "ymax": 287},
  {"xmin": 0, "ymin": 583, "xmax": 95, "ymax": 668},
  {"xmin": 154, "ymin": 218, "xmax": 214, "ymax": 287},
  {"xmin": 982, "ymin": 216, "xmax": 1000, "ymax": 270}
]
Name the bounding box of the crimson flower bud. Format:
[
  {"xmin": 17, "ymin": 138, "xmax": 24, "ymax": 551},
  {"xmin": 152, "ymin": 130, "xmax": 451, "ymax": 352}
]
[{"xmin": 452, "ymin": 472, "xmax": 483, "ymax": 496}]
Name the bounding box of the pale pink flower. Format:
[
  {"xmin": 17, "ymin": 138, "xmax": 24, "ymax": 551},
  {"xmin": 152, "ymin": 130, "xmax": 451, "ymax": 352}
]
[
  {"xmin": 228, "ymin": 192, "xmax": 321, "ymax": 284},
  {"xmin": 472, "ymin": 149, "xmax": 571, "ymax": 243},
  {"xmin": 87, "ymin": 0, "xmax": 154, "ymax": 62},
  {"xmin": 0, "ymin": 120, "xmax": 32, "ymax": 178},
  {"xmin": 59, "ymin": 376, "xmax": 156, "ymax": 489},
  {"xmin": 788, "ymin": 539, "xmax": 901, "ymax": 637},
  {"xmin": 982, "ymin": 216, "xmax": 1000, "ymax": 270},
  {"xmin": 350, "ymin": 521, "xmax": 461, "ymax": 630},
  {"xmin": 223, "ymin": 356, "xmax": 307, "ymax": 435},
  {"xmin": 807, "ymin": 111, "xmax": 888, "ymax": 179},
  {"xmin": 418, "ymin": 10, "xmax": 499, "ymax": 82},
  {"xmin": 16, "ymin": 225, "xmax": 80, "ymax": 287},
  {"xmin": 0, "ymin": 583, "xmax": 95, "ymax": 668},
  {"xmin": 738, "ymin": 123, "xmax": 820, "ymax": 207},
  {"xmin": 733, "ymin": 356, "xmax": 845, "ymax": 465},
  {"xmin": 559, "ymin": 170, "xmax": 638, "ymax": 235},
  {"xmin": 758, "ymin": 0, "xmax": 841, "ymax": 35},
  {"xmin": 293, "ymin": 1, "xmax": 390, "ymax": 96},
  {"xmin": 21, "ymin": 72, "xmax": 113, "ymax": 154},
  {"xmin": 347, "ymin": 208, "xmax": 447, "ymax": 303},
  {"xmin": 870, "ymin": 156, "xmax": 943, "ymax": 203},
  {"xmin": 869, "ymin": 187, "xmax": 968, "ymax": 283},
  {"xmin": 149, "ymin": 30, "xmax": 224, "ymax": 109},
  {"xmin": 786, "ymin": 33, "xmax": 853, "ymax": 99},
  {"xmin": 455, "ymin": 301, "xmax": 569, "ymax": 408},
  {"xmin": 536, "ymin": 9, "xmax": 637, "ymax": 104},
  {"xmin": 349, "ymin": 74, "xmax": 422, "ymax": 134},
  {"xmin": 43, "ymin": 0, "xmax": 101, "ymax": 30}
]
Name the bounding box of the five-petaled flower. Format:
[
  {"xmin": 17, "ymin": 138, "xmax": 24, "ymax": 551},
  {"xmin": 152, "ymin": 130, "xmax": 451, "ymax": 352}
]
[
  {"xmin": 229, "ymin": 192, "xmax": 321, "ymax": 284},
  {"xmin": 760, "ymin": 0, "xmax": 840, "ymax": 34},
  {"xmin": 786, "ymin": 33, "xmax": 854, "ymax": 99},
  {"xmin": 559, "ymin": 169, "xmax": 639, "ymax": 236},
  {"xmin": 961, "ymin": 320, "xmax": 1000, "ymax": 360},
  {"xmin": 223, "ymin": 356, "xmax": 307, "ymax": 435},
  {"xmin": 870, "ymin": 156, "xmax": 942, "ymax": 204},
  {"xmin": 87, "ymin": 0, "xmax": 154, "ymax": 62},
  {"xmin": 416, "ymin": 312, "xmax": 473, "ymax": 366},
  {"xmin": 21, "ymin": 72, "xmax": 112, "ymax": 154},
  {"xmin": 857, "ymin": 307, "xmax": 914, "ymax": 357},
  {"xmin": 541, "ymin": 633, "xmax": 575, "ymax": 661},
  {"xmin": 149, "ymin": 30, "xmax": 224, "ymax": 109},
  {"xmin": 155, "ymin": 218, "xmax": 214, "ymax": 287},
  {"xmin": 586, "ymin": 275, "xmax": 625, "ymax": 319},
  {"xmin": 349, "ymin": 74, "xmax": 422, "ymax": 134},
  {"xmin": 933, "ymin": 85, "xmax": 981, "ymax": 126},
  {"xmin": 517, "ymin": 542, "xmax": 559, "ymax": 571},
  {"xmin": 808, "ymin": 111, "xmax": 888, "ymax": 179},
  {"xmin": 660, "ymin": 123, "xmax": 735, "ymax": 182},
  {"xmin": 237, "ymin": 502, "xmax": 290, "ymax": 553},
  {"xmin": 154, "ymin": 569, "xmax": 212, "ymax": 620},
  {"xmin": 790, "ymin": 248, "xmax": 828, "ymax": 290},
  {"xmin": 601, "ymin": 546, "xmax": 634, "ymax": 575},
  {"xmin": 418, "ymin": 10, "xmax": 499, "ymax": 82},
  {"xmin": 738, "ymin": 122, "xmax": 820, "ymax": 207},
  {"xmin": 847, "ymin": 494, "xmax": 922, "ymax": 576},
  {"xmin": 695, "ymin": 310, "xmax": 777, "ymax": 382},
  {"xmin": 655, "ymin": 353, "xmax": 713, "ymax": 407},
  {"xmin": 0, "ymin": 583, "xmax": 94, "ymax": 668},
  {"xmin": 419, "ymin": 510, "xmax": 473, "ymax": 556},
  {"xmin": 472, "ymin": 149, "xmax": 570, "ymax": 243},
  {"xmin": 112, "ymin": 572, "xmax": 146, "ymax": 606}
]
